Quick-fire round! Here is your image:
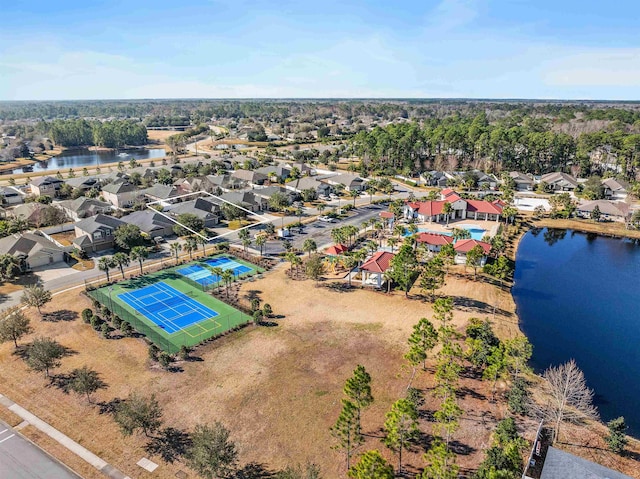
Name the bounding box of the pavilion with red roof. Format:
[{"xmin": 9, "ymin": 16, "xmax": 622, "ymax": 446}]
[
  {"xmin": 325, "ymin": 243, "xmax": 349, "ymax": 256},
  {"xmin": 403, "ymin": 189, "xmax": 504, "ymax": 223},
  {"xmin": 359, "ymin": 251, "xmax": 394, "ymax": 288}
]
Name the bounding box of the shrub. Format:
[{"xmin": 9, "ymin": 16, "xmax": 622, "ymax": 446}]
[
  {"xmin": 148, "ymin": 344, "xmax": 160, "ymax": 361},
  {"xmin": 112, "ymin": 315, "xmax": 122, "ymax": 329},
  {"xmin": 101, "ymin": 323, "xmax": 110, "ymax": 339},
  {"xmin": 120, "ymin": 321, "xmax": 133, "ymax": 337},
  {"xmin": 158, "ymin": 352, "xmax": 172, "ymax": 369},
  {"xmin": 262, "ymin": 303, "xmax": 272, "ymax": 318},
  {"xmin": 90, "ymin": 315, "xmax": 103, "ymax": 330},
  {"xmin": 81, "ymin": 309, "xmax": 93, "ymax": 324},
  {"xmin": 179, "ymin": 345, "xmax": 190, "ymax": 360}
]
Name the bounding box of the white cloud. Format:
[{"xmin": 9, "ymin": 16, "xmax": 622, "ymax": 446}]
[
  {"xmin": 544, "ymin": 48, "xmax": 640, "ymax": 87},
  {"xmin": 426, "ymin": 0, "xmax": 480, "ymax": 32}
]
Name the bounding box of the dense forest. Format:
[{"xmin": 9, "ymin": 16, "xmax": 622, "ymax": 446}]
[
  {"xmin": 350, "ymin": 114, "xmax": 640, "ymax": 180},
  {"xmin": 34, "ymin": 119, "xmax": 147, "ymax": 148}
]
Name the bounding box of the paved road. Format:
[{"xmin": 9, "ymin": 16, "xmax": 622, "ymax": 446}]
[{"xmin": 0, "ymin": 420, "xmax": 81, "ymax": 479}]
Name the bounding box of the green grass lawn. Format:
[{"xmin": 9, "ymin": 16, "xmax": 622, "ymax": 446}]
[{"xmin": 88, "ymin": 254, "xmax": 259, "ymax": 352}]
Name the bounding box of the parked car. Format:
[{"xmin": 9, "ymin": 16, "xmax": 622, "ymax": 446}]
[{"xmin": 318, "ymin": 216, "xmax": 334, "ymax": 223}]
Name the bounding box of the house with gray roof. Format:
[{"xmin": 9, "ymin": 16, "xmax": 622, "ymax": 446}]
[
  {"xmin": 231, "ymin": 169, "xmax": 268, "ymax": 186},
  {"xmin": 252, "ymin": 186, "xmax": 298, "ymax": 203},
  {"xmin": 65, "ymin": 176, "xmax": 101, "ymax": 192},
  {"xmin": 168, "ymin": 197, "xmax": 221, "ymax": 227},
  {"xmin": 509, "ymin": 171, "xmax": 535, "ymax": 191},
  {"xmin": 538, "ymin": 446, "xmax": 633, "ymax": 479},
  {"xmin": 29, "ymin": 176, "xmax": 64, "ymax": 197},
  {"xmin": 206, "ymin": 174, "xmax": 246, "ymax": 192},
  {"xmin": 101, "ymin": 180, "xmax": 141, "ymax": 208},
  {"xmin": 576, "ymin": 199, "xmax": 630, "ymax": 222},
  {"xmin": 0, "ymin": 232, "xmax": 67, "ymax": 270},
  {"xmin": 320, "ymin": 173, "xmax": 365, "ymax": 192},
  {"xmin": 120, "ymin": 210, "xmax": 176, "ymax": 237},
  {"xmin": 286, "ymin": 177, "xmax": 333, "ymax": 197},
  {"xmin": 255, "ymin": 165, "xmax": 291, "ymax": 182},
  {"xmin": 142, "ymin": 184, "xmax": 180, "ymax": 203},
  {"xmin": 540, "ymin": 172, "xmax": 578, "ymax": 192},
  {"xmin": 56, "ymin": 197, "xmax": 112, "ymax": 221},
  {"xmin": 0, "ymin": 186, "xmax": 25, "ymax": 205},
  {"xmin": 602, "ymin": 178, "xmax": 630, "ymax": 201},
  {"xmin": 219, "ymin": 191, "xmax": 267, "ymax": 212},
  {"xmin": 73, "ymin": 214, "xmax": 126, "ymax": 253}
]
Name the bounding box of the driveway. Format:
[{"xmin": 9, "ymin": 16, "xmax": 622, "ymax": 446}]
[{"xmin": 32, "ymin": 263, "xmax": 78, "ymax": 283}]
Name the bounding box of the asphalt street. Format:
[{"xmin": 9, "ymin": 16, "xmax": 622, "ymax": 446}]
[{"xmin": 0, "ymin": 420, "xmax": 81, "ymax": 479}]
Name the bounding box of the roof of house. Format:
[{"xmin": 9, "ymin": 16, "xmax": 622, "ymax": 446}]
[
  {"xmin": 416, "ymin": 233, "xmax": 454, "ymax": 246},
  {"xmin": 509, "ymin": 171, "xmax": 534, "ymax": 184},
  {"xmin": 12, "ymin": 202, "xmax": 47, "ymax": 219},
  {"xmin": 360, "ymin": 251, "xmax": 394, "ymax": 273},
  {"xmin": 407, "ymin": 200, "xmax": 448, "ymax": 217},
  {"xmin": 289, "ymin": 177, "xmax": 326, "ymax": 191},
  {"xmin": 57, "ymin": 197, "xmax": 111, "ymax": 215},
  {"xmin": 75, "ymin": 214, "xmax": 125, "ymax": 234},
  {"xmin": 577, "ymin": 200, "xmax": 630, "ymax": 217},
  {"xmin": 454, "ymin": 239, "xmax": 491, "ymax": 254},
  {"xmin": 255, "ymin": 165, "xmax": 291, "ymax": 177},
  {"xmin": 0, "ymin": 232, "xmax": 65, "ymax": 257},
  {"xmin": 466, "ymin": 199, "xmax": 503, "ymax": 214},
  {"xmin": 231, "ymin": 169, "xmax": 268, "ymax": 183},
  {"xmin": 320, "ymin": 173, "xmax": 363, "ymax": 186},
  {"xmin": 252, "ymin": 186, "xmax": 296, "ymax": 199},
  {"xmin": 102, "ymin": 180, "xmax": 138, "ymax": 195},
  {"xmin": 142, "ymin": 184, "xmax": 179, "ymax": 200},
  {"xmin": 65, "ymin": 176, "xmax": 100, "ymax": 188},
  {"xmin": 540, "ymin": 446, "xmax": 633, "ymax": 479},
  {"xmin": 168, "ymin": 197, "xmax": 221, "ymax": 219},
  {"xmin": 380, "ymin": 211, "xmax": 395, "ymax": 219},
  {"xmin": 30, "ymin": 176, "xmax": 62, "ymax": 187},
  {"xmin": 325, "ymin": 244, "xmax": 349, "ymax": 255},
  {"xmin": 120, "ymin": 210, "xmax": 176, "ymax": 234},
  {"xmin": 540, "ymin": 172, "xmax": 578, "ymax": 187},
  {"xmin": 219, "ymin": 191, "xmax": 263, "ymax": 207},
  {"xmin": 602, "ymin": 177, "xmax": 630, "ymax": 192}
]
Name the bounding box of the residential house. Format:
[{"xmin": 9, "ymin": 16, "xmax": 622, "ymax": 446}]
[
  {"xmin": 231, "ymin": 169, "xmax": 268, "ymax": 186},
  {"xmin": 255, "ymin": 165, "xmax": 291, "ymax": 182},
  {"xmin": 403, "ymin": 188, "xmax": 503, "ymax": 223},
  {"xmin": 65, "ymin": 176, "xmax": 101, "ymax": 193},
  {"xmin": 29, "ymin": 176, "xmax": 64, "ymax": 197},
  {"xmin": 474, "ymin": 171, "xmax": 499, "ymax": 190},
  {"xmin": 73, "ymin": 214, "xmax": 126, "ymax": 253},
  {"xmin": 0, "ymin": 232, "xmax": 67, "ymax": 270},
  {"xmin": 142, "ymin": 184, "xmax": 180, "ymax": 207},
  {"xmin": 540, "ymin": 172, "xmax": 578, "ymax": 192},
  {"xmin": 576, "ymin": 200, "xmax": 630, "ymax": 222},
  {"xmin": 379, "ymin": 211, "xmax": 395, "ymax": 230},
  {"xmin": 101, "ymin": 180, "xmax": 141, "ymax": 208},
  {"xmin": 56, "ymin": 197, "xmax": 112, "ymax": 221},
  {"xmin": 168, "ymin": 197, "xmax": 221, "ymax": 227},
  {"xmin": 535, "ymin": 446, "xmax": 633, "ymax": 479},
  {"xmin": 359, "ymin": 251, "xmax": 394, "ymax": 288},
  {"xmin": 453, "ymin": 239, "xmax": 491, "ymax": 266},
  {"xmin": 0, "ymin": 186, "xmax": 25, "ymax": 205},
  {"xmin": 11, "ymin": 203, "xmax": 55, "ymax": 226},
  {"xmin": 602, "ymin": 178, "xmax": 630, "ymax": 201},
  {"xmin": 415, "ymin": 232, "xmax": 454, "ymax": 253},
  {"xmin": 174, "ymin": 176, "xmax": 218, "ymax": 195},
  {"xmin": 286, "ymin": 162, "xmax": 314, "ymax": 176},
  {"xmin": 229, "ymin": 155, "xmax": 259, "ymax": 169},
  {"xmin": 120, "ymin": 210, "xmax": 176, "ymax": 237},
  {"xmin": 508, "ymin": 171, "xmax": 535, "ymax": 191},
  {"xmin": 320, "ymin": 173, "xmax": 365, "ymax": 192},
  {"xmin": 286, "ymin": 177, "xmax": 333, "ymax": 197},
  {"xmin": 421, "ymin": 171, "xmax": 449, "ymax": 188},
  {"xmin": 252, "ymin": 186, "xmax": 299, "ymax": 204},
  {"xmin": 206, "ymin": 174, "xmax": 246, "ymax": 192},
  {"xmin": 219, "ymin": 191, "xmax": 267, "ymax": 212}
]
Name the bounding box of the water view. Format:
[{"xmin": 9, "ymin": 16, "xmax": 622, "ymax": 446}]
[
  {"xmin": 513, "ymin": 228, "xmax": 640, "ymax": 436},
  {"xmin": 14, "ymin": 148, "xmax": 166, "ymax": 173}
]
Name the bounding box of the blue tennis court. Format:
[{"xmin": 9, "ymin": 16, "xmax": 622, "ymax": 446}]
[
  {"xmin": 176, "ymin": 264, "xmax": 218, "ymax": 287},
  {"xmin": 118, "ymin": 282, "xmax": 218, "ymax": 333},
  {"xmin": 203, "ymin": 256, "xmax": 253, "ymax": 278}
]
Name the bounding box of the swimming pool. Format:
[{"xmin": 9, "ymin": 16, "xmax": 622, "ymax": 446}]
[{"xmin": 404, "ymin": 225, "xmax": 486, "ymax": 241}]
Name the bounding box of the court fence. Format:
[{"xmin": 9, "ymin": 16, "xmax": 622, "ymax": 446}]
[{"xmin": 87, "ymin": 287, "xmax": 252, "ymax": 353}]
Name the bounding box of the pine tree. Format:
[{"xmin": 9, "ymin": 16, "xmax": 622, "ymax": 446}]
[
  {"xmin": 344, "ymin": 365, "xmax": 374, "ymax": 435},
  {"xmin": 382, "ymin": 399, "xmax": 419, "ymax": 473},
  {"xmin": 331, "ymin": 399, "xmax": 363, "ymax": 470}
]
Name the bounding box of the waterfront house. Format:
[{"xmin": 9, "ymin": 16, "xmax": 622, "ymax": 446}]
[
  {"xmin": 453, "ymin": 239, "xmax": 491, "ymax": 266},
  {"xmin": 576, "ymin": 200, "xmax": 630, "ymax": 222},
  {"xmin": 0, "ymin": 186, "xmax": 25, "ymax": 205},
  {"xmin": 601, "ymin": 178, "xmax": 630, "ymax": 201},
  {"xmin": 65, "ymin": 176, "xmax": 101, "ymax": 193}
]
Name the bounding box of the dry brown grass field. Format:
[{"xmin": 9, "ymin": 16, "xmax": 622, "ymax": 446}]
[{"xmin": 0, "ymin": 265, "xmax": 638, "ymax": 478}]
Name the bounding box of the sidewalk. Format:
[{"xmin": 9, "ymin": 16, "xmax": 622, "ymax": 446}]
[{"xmin": 0, "ymin": 394, "xmax": 130, "ymax": 479}]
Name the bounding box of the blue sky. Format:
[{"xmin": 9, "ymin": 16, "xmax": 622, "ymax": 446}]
[{"xmin": 1, "ymin": 0, "xmax": 639, "ymax": 100}]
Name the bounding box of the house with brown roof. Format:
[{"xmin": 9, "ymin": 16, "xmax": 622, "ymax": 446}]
[
  {"xmin": 540, "ymin": 172, "xmax": 578, "ymax": 192},
  {"xmin": 453, "ymin": 239, "xmax": 491, "ymax": 266},
  {"xmin": 0, "ymin": 232, "xmax": 67, "ymax": 270},
  {"xmin": 601, "ymin": 178, "xmax": 630, "ymax": 201},
  {"xmin": 359, "ymin": 251, "xmax": 394, "ymax": 288},
  {"xmin": 55, "ymin": 197, "xmax": 112, "ymax": 221},
  {"xmin": 576, "ymin": 199, "xmax": 630, "ymax": 222}
]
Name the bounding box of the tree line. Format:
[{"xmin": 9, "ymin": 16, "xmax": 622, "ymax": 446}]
[{"xmin": 46, "ymin": 119, "xmax": 148, "ymax": 148}]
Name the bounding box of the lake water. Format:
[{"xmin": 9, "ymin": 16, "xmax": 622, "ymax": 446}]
[
  {"xmin": 513, "ymin": 228, "xmax": 640, "ymax": 436},
  {"xmin": 13, "ymin": 148, "xmax": 166, "ymax": 173}
]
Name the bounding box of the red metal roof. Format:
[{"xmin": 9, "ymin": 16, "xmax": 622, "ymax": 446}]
[
  {"xmin": 379, "ymin": 211, "xmax": 395, "ymax": 219},
  {"xmin": 466, "ymin": 199, "xmax": 503, "ymax": 215},
  {"xmin": 454, "ymin": 239, "xmax": 492, "ymax": 254},
  {"xmin": 416, "ymin": 233, "xmax": 454, "ymax": 246},
  {"xmin": 441, "ymin": 188, "xmax": 455, "ymax": 196},
  {"xmin": 360, "ymin": 251, "xmax": 395, "ymax": 273},
  {"xmin": 325, "ymin": 243, "xmax": 348, "ymax": 255}
]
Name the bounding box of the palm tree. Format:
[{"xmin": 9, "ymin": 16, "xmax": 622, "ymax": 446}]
[
  {"xmin": 129, "ymin": 246, "xmax": 149, "ymax": 275},
  {"xmin": 302, "ymin": 239, "xmax": 317, "ymax": 257},
  {"xmin": 373, "ymin": 221, "xmax": 384, "ymax": 246},
  {"xmin": 211, "ymin": 267, "xmax": 224, "ymax": 289},
  {"xmin": 170, "ymin": 242, "xmax": 181, "ymax": 264},
  {"xmin": 221, "ymin": 270, "xmax": 234, "ymax": 299},
  {"xmin": 112, "ymin": 252, "xmax": 130, "ymax": 279},
  {"xmin": 184, "ymin": 237, "xmax": 198, "ymax": 259},
  {"xmin": 367, "ymin": 179, "xmax": 378, "ymax": 204},
  {"xmin": 349, "ymin": 189, "xmax": 359, "ymax": 207},
  {"xmin": 442, "ymin": 202, "xmax": 453, "ymax": 226},
  {"xmin": 98, "ymin": 257, "xmax": 115, "ymax": 282},
  {"xmin": 197, "ymin": 231, "xmax": 208, "ymax": 256},
  {"xmin": 255, "ymin": 234, "xmax": 267, "ymax": 256},
  {"xmin": 394, "ymin": 224, "xmax": 406, "ymax": 238},
  {"xmin": 388, "ymin": 237, "xmax": 399, "ymax": 253},
  {"xmin": 317, "ymin": 203, "xmax": 326, "ymax": 215},
  {"xmin": 407, "ymin": 223, "xmax": 418, "ymax": 236},
  {"xmin": 341, "ymin": 255, "xmax": 357, "ymax": 287}
]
